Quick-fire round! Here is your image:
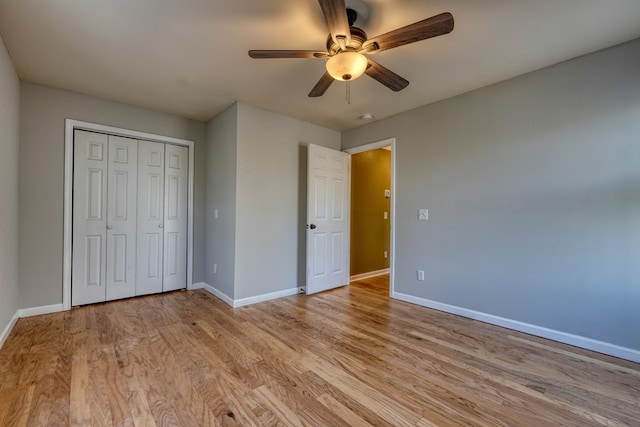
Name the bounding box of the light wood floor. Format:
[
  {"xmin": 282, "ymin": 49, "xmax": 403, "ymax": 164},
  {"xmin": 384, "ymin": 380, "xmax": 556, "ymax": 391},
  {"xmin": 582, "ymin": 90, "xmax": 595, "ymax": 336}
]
[{"xmin": 1, "ymin": 275, "xmax": 639, "ymax": 426}]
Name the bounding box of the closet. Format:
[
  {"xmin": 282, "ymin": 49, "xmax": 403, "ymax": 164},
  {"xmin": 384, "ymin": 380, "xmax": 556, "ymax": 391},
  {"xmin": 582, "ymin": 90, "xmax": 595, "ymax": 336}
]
[{"xmin": 71, "ymin": 129, "xmax": 188, "ymax": 306}]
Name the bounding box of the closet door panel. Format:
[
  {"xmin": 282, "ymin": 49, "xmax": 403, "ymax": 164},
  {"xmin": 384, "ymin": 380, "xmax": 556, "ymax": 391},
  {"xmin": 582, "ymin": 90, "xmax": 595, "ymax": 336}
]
[
  {"xmin": 106, "ymin": 135, "xmax": 138, "ymax": 301},
  {"xmin": 163, "ymin": 144, "xmax": 188, "ymax": 291},
  {"xmin": 136, "ymin": 140, "xmax": 165, "ymax": 295},
  {"xmin": 72, "ymin": 130, "xmax": 108, "ymax": 306}
]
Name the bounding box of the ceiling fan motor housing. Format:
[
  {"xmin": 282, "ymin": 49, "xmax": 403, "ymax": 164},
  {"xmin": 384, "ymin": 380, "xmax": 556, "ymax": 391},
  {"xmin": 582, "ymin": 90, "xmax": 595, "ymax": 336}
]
[{"xmin": 326, "ymin": 26, "xmax": 368, "ymax": 55}]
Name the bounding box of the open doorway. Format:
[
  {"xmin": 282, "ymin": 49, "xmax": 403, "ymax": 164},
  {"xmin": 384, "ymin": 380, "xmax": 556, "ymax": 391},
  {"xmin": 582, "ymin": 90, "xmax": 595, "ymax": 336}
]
[{"xmin": 345, "ymin": 138, "xmax": 396, "ymax": 296}]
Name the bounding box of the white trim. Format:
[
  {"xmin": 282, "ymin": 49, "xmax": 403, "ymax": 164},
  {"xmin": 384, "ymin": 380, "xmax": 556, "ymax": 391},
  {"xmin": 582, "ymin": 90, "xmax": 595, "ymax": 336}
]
[
  {"xmin": 18, "ymin": 303, "xmax": 65, "ymax": 318},
  {"xmin": 197, "ymin": 282, "xmax": 299, "ymax": 308},
  {"xmin": 191, "ymin": 282, "xmax": 206, "ymax": 290},
  {"xmin": 344, "ymin": 139, "xmax": 394, "ymax": 155},
  {"xmin": 0, "ymin": 311, "xmax": 19, "ymax": 350},
  {"xmin": 350, "ymin": 268, "xmax": 390, "ymax": 282},
  {"xmin": 200, "ymin": 283, "xmax": 234, "ymax": 307},
  {"xmin": 233, "ymin": 288, "xmax": 299, "ymax": 308},
  {"xmin": 344, "ymin": 138, "xmax": 396, "ymax": 298},
  {"xmin": 64, "ymin": 119, "xmax": 195, "ymax": 310},
  {"xmin": 391, "ymin": 291, "xmax": 640, "ymax": 363},
  {"xmin": 186, "ymin": 144, "xmax": 195, "ymax": 291}
]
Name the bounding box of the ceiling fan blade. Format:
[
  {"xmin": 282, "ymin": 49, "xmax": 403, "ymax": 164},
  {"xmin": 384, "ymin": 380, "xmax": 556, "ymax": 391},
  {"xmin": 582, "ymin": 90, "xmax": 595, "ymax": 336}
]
[
  {"xmin": 363, "ymin": 12, "xmax": 454, "ymax": 53},
  {"xmin": 318, "ymin": 0, "xmax": 351, "ymax": 46},
  {"xmin": 365, "ymin": 59, "xmax": 409, "ymax": 92},
  {"xmin": 249, "ymin": 50, "xmax": 328, "ymax": 59},
  {"xmin": 308, "ymin": 72, "xmax": 335, "ymax": 97}
]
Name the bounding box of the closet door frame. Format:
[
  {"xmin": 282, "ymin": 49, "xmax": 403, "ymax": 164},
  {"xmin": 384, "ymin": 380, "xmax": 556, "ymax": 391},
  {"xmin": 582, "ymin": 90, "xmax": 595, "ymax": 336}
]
[{"xmin": 63, "ymin": 119, "xmax": 195, "ymax": 310}]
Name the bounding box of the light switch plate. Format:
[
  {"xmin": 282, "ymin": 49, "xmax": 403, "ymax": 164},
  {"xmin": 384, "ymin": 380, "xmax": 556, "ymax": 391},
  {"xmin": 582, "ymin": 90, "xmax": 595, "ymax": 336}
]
[{"xmin": 418, "ymin": 209, "xmax": 428, "ymax": 221}]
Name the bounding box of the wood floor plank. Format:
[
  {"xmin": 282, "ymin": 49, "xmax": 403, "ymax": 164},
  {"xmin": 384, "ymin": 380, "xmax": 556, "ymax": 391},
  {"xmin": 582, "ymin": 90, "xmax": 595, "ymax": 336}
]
[
  {"xmin": 252, "ymin": 385, "xmax": 304, "ymax": 427},
  {"xmin": 300, "ymin": 370, "xmax": 398, "ymax": 427},
  {"xmin": 312, "ymin": 281, "xmax": 640, "ymax": 425},
  {"xmin": 270, "ymin": 298, "xmax": 525, "ymax": 424},
  {"xmin": 159, "ymin": 322, "xmax": 260, "ymax": 425},
  {"xmin": 316, "ymin": 393, "xmax": 371, "ymax": 427},
  {"xmin": 69, "ymin": 334, "xmax": 91, "ymax": 426},
  {"xmin": 0, "ymin": 384, "xmax": 34, "ymax": 427},
  {"xmin": 1, "ymin": 275, "xmax": 639, "ymax": 426}
]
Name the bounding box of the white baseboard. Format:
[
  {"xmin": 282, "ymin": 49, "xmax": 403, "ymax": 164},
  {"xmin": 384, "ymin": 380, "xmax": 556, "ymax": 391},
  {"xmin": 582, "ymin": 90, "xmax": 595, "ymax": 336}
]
[
  {"xmin": 191, "ymin": 282, "xmax": 206, "ymax": 290},
  {"xmin": 391, "ymin": 291, "xmax": 640, "ymax": 364},
  {"xmin": 200, "ymin": 283, "xmax": 234, "ymax": 307},
  {"xmin": 233, "ymin": 287, "xmax": 299, "ymax": 308},
  {"xmin": 350, "ymin": 268, "xmax": 390, "ymax": 282},
  {"xmin": 0, "ymin": 311, "xmax": 19, "ymax": 350},
  {"xmin": 1, "ymin": 303, "xmax": 65, "ymax": 350},
  {"xmin": 196, "ymin": 283, "xmax": 299, "ymax": 308},
  {"xmin": 17, "ymin": 303, "xmax": 65, "ymax": 318}
]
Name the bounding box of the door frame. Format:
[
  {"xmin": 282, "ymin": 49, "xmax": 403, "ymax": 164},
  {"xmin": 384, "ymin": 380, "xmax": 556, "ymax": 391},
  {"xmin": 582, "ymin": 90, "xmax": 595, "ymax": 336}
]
[
  {"xmin": 344, "ymin": 137, "xmax": 396, "ymax": 296},
  {"xmin": 63, "ymin": 119, "xmax": 195, "ymax": 310}
]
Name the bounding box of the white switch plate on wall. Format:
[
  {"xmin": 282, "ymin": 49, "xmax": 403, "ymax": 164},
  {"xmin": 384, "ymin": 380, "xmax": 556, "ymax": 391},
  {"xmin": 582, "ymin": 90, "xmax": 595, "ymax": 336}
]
[{"xmin": 418, "ymin": 209, "xmax": 428, "ymax": 221}]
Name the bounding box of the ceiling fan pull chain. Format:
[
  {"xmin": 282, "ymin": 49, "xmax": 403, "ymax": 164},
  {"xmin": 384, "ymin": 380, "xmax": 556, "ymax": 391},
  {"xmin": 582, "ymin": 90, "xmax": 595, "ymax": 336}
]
[{"xmin": 347, "ymin": 81, "xmax": 351, "ymax": 104}]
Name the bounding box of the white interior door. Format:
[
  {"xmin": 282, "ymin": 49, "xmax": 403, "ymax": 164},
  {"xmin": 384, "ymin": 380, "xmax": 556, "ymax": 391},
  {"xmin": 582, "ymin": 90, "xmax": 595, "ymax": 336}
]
[
  {"xmin": 105, "ymin": 135, "xmax": 138, "ymax": 301},
  {"xmin": 72, "ymin": 130, "xmax": 108, "ymax": 306},
  {"xmin": 136, "ymin": 140, "xmax": 165, "ymax": 295},
  {"xmin": 163, "ymin": 144, "xmax": 188, "ymax": 291},
  {"xmin": 306, "ymin": 144, "xmax": 350, "ymax": 295}
]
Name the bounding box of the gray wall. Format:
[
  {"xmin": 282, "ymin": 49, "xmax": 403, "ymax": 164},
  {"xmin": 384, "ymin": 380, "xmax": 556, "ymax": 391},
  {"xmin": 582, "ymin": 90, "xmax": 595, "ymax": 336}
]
[
  {"xmin": 19, "ymin": 83, "xmax": 206, "ymax": 308},
  {"xmin": 342, "ymin": 39, "xmax": 640, "ymax": 351},
  {"xmin": 203, "ymin": 102, "xmax": 340, "ymax": 301},
  {"xmin": 0, "ymin": 36, "xmax": 20, "ymax": 337},
  {"xmin": 234, "ymin": 103, "xmax": 341, "ymax": 300},
  {"xmin": 205, "ymin": 103, "xmax": 238, "ymax": 298}
]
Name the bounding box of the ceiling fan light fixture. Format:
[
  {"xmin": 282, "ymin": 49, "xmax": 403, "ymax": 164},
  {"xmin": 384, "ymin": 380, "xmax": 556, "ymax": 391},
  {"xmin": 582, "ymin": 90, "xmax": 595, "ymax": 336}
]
[{"xmin": 326, "ymin": 51, "xmax": 367, "ymax": 81}]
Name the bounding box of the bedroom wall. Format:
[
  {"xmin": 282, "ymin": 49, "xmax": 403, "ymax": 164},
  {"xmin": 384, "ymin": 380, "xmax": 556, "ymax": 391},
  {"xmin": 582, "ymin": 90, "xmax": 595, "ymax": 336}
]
[
  {"xmin": 0, "ymin": 35, "xmax": 20, "ymax": 344},
  {"xmin": 234, "ymin": 103, "xmax": 341, "ymax": 300},
  {"xmin": 204, "ymin": 103, "xmax": 238, "ymax": 299},
  {"xmin": 18, "ymin": 83, "xmax": 206, "ymax": 308},
  {"xmin": 342, "ymin": 39, "xmax": 640, "ymax": 353}
]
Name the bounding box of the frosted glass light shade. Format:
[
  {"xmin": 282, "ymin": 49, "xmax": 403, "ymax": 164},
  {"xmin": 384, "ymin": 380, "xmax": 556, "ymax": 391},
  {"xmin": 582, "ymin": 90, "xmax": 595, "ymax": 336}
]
[{"xmin": 326, "ymin": 52, "xmax": 368, "ymax": 81}]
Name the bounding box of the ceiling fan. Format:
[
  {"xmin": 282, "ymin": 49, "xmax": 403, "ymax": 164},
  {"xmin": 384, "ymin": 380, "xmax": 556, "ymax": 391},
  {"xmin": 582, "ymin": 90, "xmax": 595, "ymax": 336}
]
[{"xmin": 248, "ymin": 0, "xmax": 454, "ymax": 97}]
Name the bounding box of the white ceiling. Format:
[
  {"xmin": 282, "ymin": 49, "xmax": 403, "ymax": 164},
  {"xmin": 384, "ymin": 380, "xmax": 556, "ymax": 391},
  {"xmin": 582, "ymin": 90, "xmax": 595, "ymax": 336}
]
[{"xmin": 1, "ymin": 0, "xmax": 640, "ymax": 131}]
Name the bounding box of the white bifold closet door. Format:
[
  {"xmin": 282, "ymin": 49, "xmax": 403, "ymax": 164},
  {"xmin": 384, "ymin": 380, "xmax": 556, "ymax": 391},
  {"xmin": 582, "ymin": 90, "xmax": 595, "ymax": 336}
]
[
  {"xmin": 162, "ymin": 144, "xmax": 189, "ymax": 292},
  {"xmin": 106, "ymin": 135, "xmax": 138, "ymax": 301},
  {"xmin": 136, "ymin": 140, "xmax": 165, "ymax": 295},
  {"xmin": 136, "ymin": 141, "xmax": 188, "ymax": 295},
  {"xmin": 72, "ymin": 130, "xmax": 188, "ymax": 306},
  {"xmin": 72, "ymin": 130, "xmax": 109, "ymax": 306}
]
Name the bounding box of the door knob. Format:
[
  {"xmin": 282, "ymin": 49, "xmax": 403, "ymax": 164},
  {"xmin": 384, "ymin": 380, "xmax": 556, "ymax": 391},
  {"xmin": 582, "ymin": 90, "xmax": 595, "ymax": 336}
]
[
  {"xmin": 309, "ymin": 224, "xmax": 316, "ymax": 230},
  {"xmin": 106, "ymin": 225, "xmax": 113, "ymax": 230},
  {"xmin": 158, "ymin": 224, "xmax": 164, "ymax": 228}
]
